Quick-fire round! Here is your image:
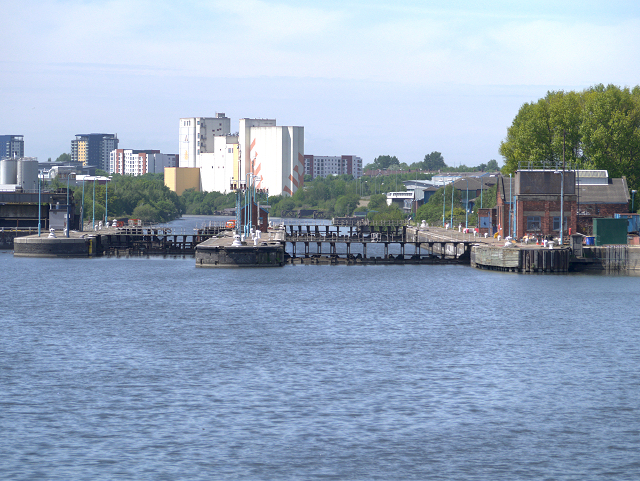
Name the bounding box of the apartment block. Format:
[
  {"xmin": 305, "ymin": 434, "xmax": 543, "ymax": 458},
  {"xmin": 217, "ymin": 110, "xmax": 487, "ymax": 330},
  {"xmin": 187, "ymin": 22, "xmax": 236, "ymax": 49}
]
[
  {"xmin": 110, "ymin": 149, "xmax": 178, "ymax": 176},
  {"xmin": 71, "ymin": 134, "xmax": 119, "ymax": 170},
  {"xmin": 304, "ymin": 155, "xmax": 362, "ymax": 179},
  {"xmin": 0, "ymin": 135, "xmax": 25, "ymax": 159}
]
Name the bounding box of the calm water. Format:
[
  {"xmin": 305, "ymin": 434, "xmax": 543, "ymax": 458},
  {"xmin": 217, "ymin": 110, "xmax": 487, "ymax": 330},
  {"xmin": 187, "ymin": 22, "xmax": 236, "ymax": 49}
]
[{"xmin": 2, "ymin": 216, "xmax": 640, "ymax": 480}]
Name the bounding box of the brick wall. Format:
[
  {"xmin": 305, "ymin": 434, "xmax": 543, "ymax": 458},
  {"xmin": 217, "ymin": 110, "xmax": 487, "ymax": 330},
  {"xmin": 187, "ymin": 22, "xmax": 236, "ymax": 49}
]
[
  {"xmin": 517, "ymin": 198, "xmax": 577, "ymax": 238},
  {"xmin": 577, "ymin": 203, "xmax": 628, "ymax": 234}
]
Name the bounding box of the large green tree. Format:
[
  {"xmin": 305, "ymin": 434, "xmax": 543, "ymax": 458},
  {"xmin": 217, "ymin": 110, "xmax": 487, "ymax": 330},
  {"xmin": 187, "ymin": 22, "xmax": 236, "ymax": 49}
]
[
  {"xmin": 580, "ymin": 85, "xmax": 640, "ymax": 188},
  {"xmin": 73, "ymin": 173, "xmax": 183, "ymax": 223},
  {"xmin": 486, "ymin": 159, "xmax": 499, "ymax": 171},
  {"xmin": 55, "ymin": 153, "xmax": 71, "ymax": 163},
  {"xmin": 422, "ymin": 151, "xmax": 446, "ymax": 171},
  {"xmin": 499, "ymin": 90, "xmax": 584, "ymax": 172},
  {"xmin": 499, "ymin": 84, "xmax": 640, "ymax": 192},
  {"xmin": 365, "ymin": 155, "xmax": 400, "ymax": 171}
]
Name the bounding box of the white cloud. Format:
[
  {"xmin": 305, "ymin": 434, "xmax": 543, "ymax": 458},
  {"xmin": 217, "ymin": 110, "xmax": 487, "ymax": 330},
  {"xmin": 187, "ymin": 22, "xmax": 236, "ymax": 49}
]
[{"xmin": 4, "ymin": 0, "xmax": 639, "ymax": 87}]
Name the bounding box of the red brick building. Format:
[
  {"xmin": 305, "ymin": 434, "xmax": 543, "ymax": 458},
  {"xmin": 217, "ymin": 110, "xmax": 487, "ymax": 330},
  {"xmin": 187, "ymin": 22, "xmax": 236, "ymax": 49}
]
[
  {"xmin": 496, "ymin": 170, "xmax": 577, "ymax": 239},
  {"xmin": 494, "ymin": 170, "xmax": 629, "ymax": 239}
]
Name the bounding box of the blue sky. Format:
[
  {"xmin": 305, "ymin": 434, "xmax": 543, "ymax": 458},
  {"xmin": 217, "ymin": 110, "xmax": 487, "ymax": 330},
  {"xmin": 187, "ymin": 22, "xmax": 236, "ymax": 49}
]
[{"xmin": 2, "ymin": 0, "xmax": 640, "ymax": 168}]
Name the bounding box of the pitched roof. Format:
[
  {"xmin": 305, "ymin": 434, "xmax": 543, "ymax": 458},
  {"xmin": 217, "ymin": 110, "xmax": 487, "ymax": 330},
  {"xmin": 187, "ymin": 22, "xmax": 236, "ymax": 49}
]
[{"xmin": 578, "ymin": 177, "xmax": 629, "ymax": 204}]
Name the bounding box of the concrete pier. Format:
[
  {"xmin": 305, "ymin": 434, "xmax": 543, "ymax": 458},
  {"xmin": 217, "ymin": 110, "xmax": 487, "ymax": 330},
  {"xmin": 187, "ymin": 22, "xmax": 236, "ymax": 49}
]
[
  {"xmin": 14, "ymin": 235, "xmax": 91, "ymax": 258},
  {"xmin": 195, "ymin": 235, "xmax": 285, "ymax": 268}
]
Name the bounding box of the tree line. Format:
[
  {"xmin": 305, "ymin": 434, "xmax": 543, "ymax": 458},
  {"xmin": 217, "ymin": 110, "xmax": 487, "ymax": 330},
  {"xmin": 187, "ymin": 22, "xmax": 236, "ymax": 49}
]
[
  {"xmin": 70, "ymin": 173, "xmax": 182, "ymax": 224},
  {"xmin": 364, "ymin": 153, "xmax": 499, "ymax": 173}
]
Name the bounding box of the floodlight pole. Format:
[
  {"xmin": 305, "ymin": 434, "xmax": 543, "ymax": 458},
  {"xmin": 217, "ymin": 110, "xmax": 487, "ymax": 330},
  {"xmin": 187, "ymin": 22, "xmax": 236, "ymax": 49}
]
[
  {"xmin": 81, "ymin": 177, "xmax": 85, "ymax": 232},
  {"xmin": 560, "ymin": 130, "xmax": 565, "ymax": 245},
  {"xmin": 92, "ymin": 178, "xmax": 96, "ymax": 230},
  {"xmin": 509, "ymin": 173, "xmax": 512, "ymax": 238},
  {"xmin": 450, "ymin": 181, "xmax": 454, "ymax": 227},
  {"xmin": 38, "ymin": 174, "xmax": 41, "ymax": 237},
  {"xmin": 66, "ymin": 172, "xmax": 70, "ymax": 237},
  {"xmin": 442, "ymin": 185, "xmax": 446, "ymax": 227},
  {"xmin": 465, "ymin": 178, "xmax": 469, "ymax": 228}
]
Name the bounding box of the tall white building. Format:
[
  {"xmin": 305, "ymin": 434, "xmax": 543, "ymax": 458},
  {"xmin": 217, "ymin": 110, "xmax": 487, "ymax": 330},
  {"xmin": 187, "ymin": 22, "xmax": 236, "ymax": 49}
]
[
  {"xmin": 199, "ymin": 135, "xmax": 239, "ymax": 194},
  {"xmin": 239, "ymin": 118, "xmax": 304, "ymax": 196},
  {"xmin": 175, "ymin": 115, "xmax": 304, "ymax": 196},
  {"xmin": 304, "ymin": 155, "xmax": 362, "ymax": 179},
  {"xmin": 179, "ymin": 114, "xmax": 231, "ymax": 168}
]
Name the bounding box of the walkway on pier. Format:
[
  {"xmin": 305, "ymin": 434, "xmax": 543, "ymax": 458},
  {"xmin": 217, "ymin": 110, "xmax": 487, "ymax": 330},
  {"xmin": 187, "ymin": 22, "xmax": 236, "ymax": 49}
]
[{"xmin": 281, "ymin": 223, "xmax": 489, "ymax": 263}]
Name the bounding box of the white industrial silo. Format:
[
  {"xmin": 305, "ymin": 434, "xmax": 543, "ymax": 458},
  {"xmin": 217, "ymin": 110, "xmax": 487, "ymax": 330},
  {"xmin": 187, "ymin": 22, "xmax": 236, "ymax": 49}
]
[
  {"xmin": 0, "ymin": 159, "xmax": 18, "ymax": 184},
  {"xmin": 17, "ymin": 158, "xmax": 39, "ymax": 191}
]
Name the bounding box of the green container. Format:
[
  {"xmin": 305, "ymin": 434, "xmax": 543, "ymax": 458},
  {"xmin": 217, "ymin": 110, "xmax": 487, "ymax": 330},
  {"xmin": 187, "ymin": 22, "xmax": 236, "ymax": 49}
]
[{"xmin": 593, "ymin": 218, "xmax": 628, "ymax": 246}]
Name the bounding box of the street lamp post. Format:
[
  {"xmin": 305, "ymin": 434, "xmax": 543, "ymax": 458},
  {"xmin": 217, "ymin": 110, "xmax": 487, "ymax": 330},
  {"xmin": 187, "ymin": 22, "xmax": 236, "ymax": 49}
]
[
  {"xmin": 442, "ymin": 185, "xmax": 446, "ymax": 227},
  {"xmin": 559, "ymin": 130, "xmax": 566, "ymax": 245},
  {"xmin": 38, "ymin": 174, "xmax": 41, "ymax": 237},
  {"xmin": 450, "ymin": 181, "xmax": 454, "ymax": 227},
  {"xmin": 105, "ymin": 179, "xmax": 108, "ymax": 225},
  {"xmin": 465, "ymin": 178, "xmax": 469, "ymax": 228},
  {"xmin": 81, "ymin": 177, "xmax": 85, "ymax": 232},
  {"xmin": 555, "ymin": 168, "xmax": 564, "ymax": 245},
  {"xmin": 509, "ymin": 173, "xmax": 512, "ymax": 238},
  {"xmin": 66, "ymin": 172, "xmax": 70, "ymax": 237},
  {"xmin": 92, "ymin": 177, "xmax": 96, "ymax": 230}
]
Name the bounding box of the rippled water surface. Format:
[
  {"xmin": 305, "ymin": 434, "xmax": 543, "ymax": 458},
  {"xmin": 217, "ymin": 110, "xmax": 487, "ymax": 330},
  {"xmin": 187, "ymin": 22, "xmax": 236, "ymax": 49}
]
[{"xmin": 2, "ymin": 218, "xmax": 640, "ymax": 480}]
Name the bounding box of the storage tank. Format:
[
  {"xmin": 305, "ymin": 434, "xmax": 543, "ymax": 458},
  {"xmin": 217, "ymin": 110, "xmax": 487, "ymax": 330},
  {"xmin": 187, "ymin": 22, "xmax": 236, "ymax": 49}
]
[
  {"xmin": 17, "ymin": 158, "xmax": 39, "ymax": 191},
  {"xmin": 0, "ymin": 159, "xmax": 18, "ymax": 184}
]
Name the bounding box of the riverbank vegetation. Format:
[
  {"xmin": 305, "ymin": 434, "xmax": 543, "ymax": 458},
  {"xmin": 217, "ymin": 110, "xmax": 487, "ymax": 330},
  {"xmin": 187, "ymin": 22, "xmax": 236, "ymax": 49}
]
[
  {"xmin": 267, "ymin": 174, "xmax": 417, "ymax": 220},
  {"xmin": 72, "ymin": 173, "xmax": 182, "ymax": 224},
  {"xmin": 364, "ymin": 153, "xmax": 500, "ymax": 174}
]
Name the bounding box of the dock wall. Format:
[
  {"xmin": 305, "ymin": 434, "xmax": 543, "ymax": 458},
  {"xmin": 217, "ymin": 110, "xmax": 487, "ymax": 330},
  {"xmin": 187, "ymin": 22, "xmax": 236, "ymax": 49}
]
[
  {"xmin": 471, "ymin": 245, "xmax": 570, "ymax": 273},
  {"xmin": 472, "ymin": 244, "xmax": 640, "ymax": 273},
  {"xmin": 578, "ymin": 246, "xmax": 640, "ymax": 272}
]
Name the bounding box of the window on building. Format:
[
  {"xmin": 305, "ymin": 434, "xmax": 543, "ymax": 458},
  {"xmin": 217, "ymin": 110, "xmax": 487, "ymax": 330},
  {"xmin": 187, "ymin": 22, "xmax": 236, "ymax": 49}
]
[
  {"xmin": 553, "ymin": 216, "xmax": 567, "ymax": 231},
  {"xmin": 527, "ymin": 216, "xmax": 541, "ymax": 231}
]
